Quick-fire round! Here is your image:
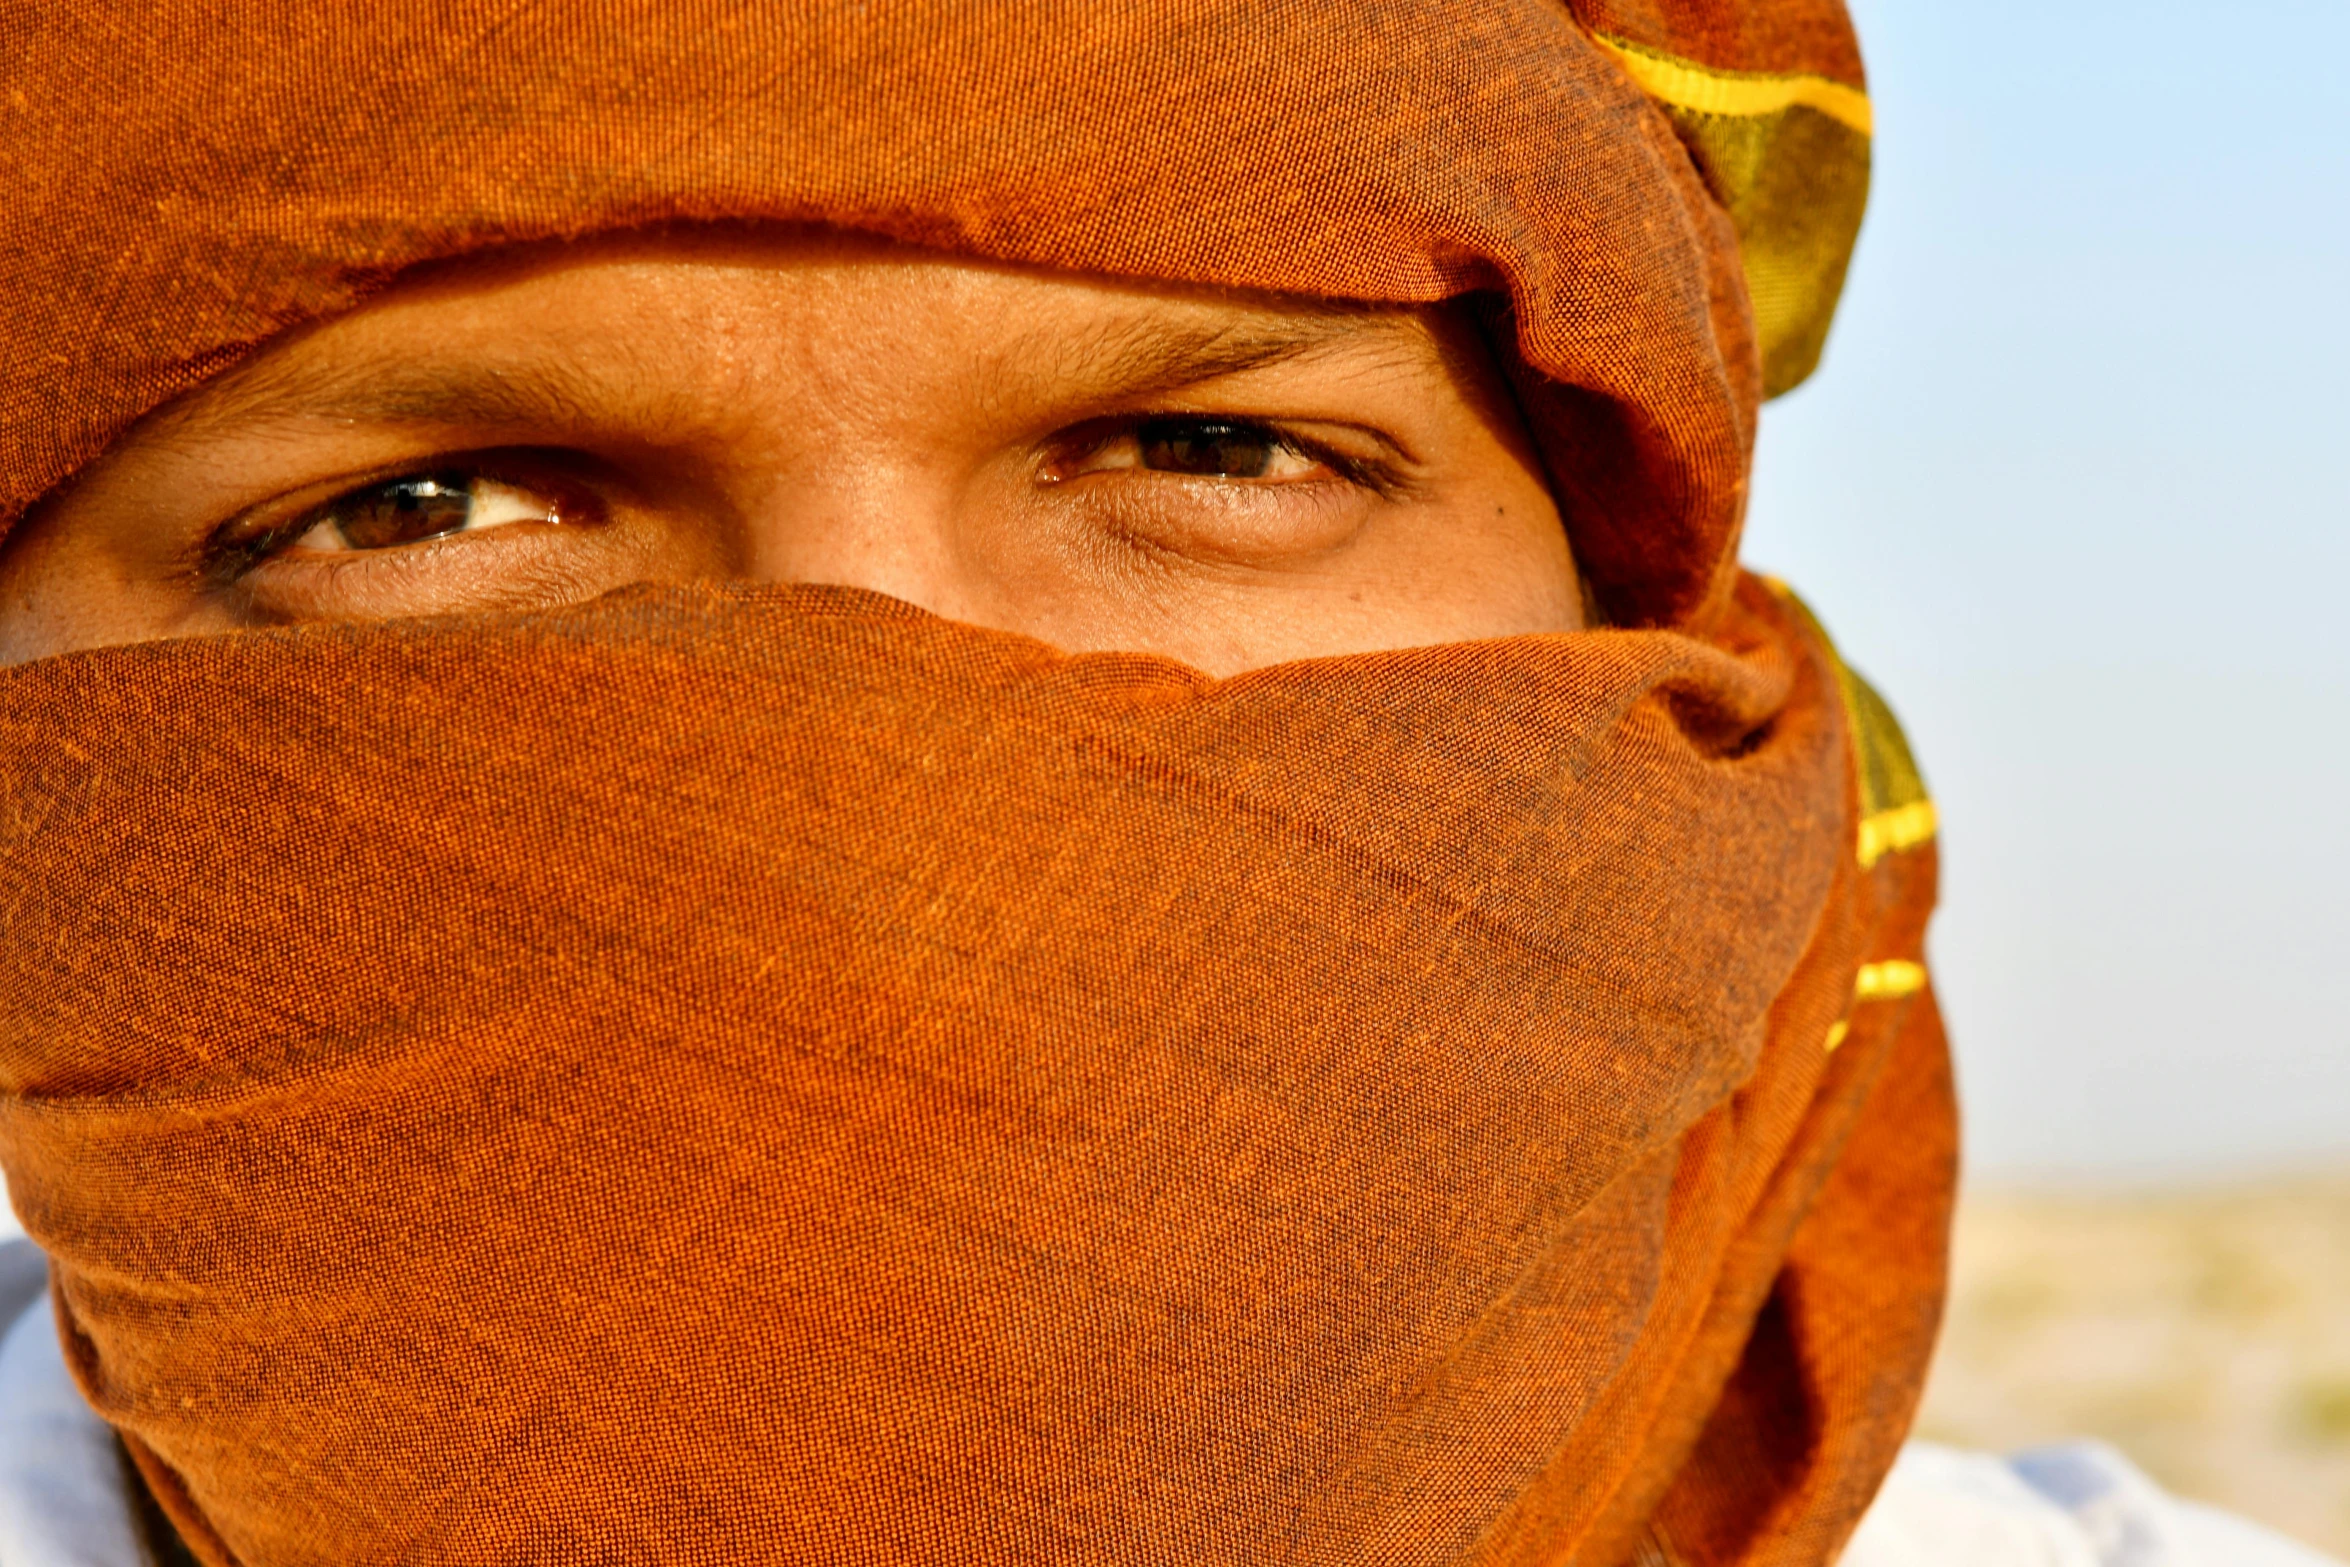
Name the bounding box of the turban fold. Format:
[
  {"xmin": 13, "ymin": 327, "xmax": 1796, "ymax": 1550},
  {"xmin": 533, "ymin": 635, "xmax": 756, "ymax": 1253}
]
[{"xmin": 0, "ymin": 3, "xmax": 1951, "ymax": 1564}]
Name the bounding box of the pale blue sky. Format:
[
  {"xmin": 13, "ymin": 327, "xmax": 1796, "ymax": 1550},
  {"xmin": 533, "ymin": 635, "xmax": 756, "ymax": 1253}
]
[{"xmin": 1744, "ymin": 0, "xmax": 2350, "ymax": 1178}]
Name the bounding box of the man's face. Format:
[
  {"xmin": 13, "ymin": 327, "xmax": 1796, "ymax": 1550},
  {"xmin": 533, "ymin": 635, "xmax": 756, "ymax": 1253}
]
[{"xmin": 0, "ymin": 230, "xmax": 1582, "ymax": 674}]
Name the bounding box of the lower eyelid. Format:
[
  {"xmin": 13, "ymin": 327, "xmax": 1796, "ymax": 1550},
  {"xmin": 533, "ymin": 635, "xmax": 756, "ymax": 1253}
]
[
  {"xmin": 227, "ymin": 518, "xmax": 638, "ymax": 621},
  {"xmin": 1064, "ymin": 465, "xmax": 1375, "ymax": 552},
  {"xmin": 257, "ymin": 527, "xmax": 493, "ymax": 574}
]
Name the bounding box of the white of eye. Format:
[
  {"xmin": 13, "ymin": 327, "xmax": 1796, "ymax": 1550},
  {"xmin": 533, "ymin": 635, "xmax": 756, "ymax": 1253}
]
[
  {"xmin": 288, "ymin": 475, "xmax": 556, "ymax": 554},
  {"xmin": 459, "ymin": 477, "xmax": 553, "ymax": 530}
]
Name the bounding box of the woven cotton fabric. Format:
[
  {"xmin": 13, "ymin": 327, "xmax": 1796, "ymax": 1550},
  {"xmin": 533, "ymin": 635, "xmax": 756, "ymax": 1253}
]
[
  {"xmin": 0, "ymin": 580, "xmax": 1950, "ymax": 1565},
  {"xmin": 0, "ymin": 3, "xmax": 1950, "ymax": 1564}
]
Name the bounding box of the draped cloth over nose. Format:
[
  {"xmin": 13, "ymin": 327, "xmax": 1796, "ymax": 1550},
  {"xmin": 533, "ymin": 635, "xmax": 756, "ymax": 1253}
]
[{"xmin": 0, "ymin": 2, "xmax": 1954, "ymax": 1565}]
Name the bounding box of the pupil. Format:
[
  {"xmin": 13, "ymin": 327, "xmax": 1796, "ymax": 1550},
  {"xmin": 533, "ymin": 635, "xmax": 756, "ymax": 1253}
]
[
  {"xmin": 1137, "ymin": 420, "xmax": 1275, "ymax": 478},
  {"xmin": 336, "ymin": 474, "xmax": 474, "ymax": 549}
]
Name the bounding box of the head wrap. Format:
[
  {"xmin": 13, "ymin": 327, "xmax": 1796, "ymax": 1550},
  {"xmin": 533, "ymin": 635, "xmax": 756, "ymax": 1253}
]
[
  {"xmin": 4, "ymin": 0, "xmax": 1874, "ymax": 624},
  {"xmin": 0, "ymin": 4, "xmax": 1952, "ymax": 1564}
]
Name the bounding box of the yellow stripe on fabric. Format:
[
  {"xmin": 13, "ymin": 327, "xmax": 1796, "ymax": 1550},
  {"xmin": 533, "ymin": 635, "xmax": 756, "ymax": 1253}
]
[
  {"xmin": 1757, "ymin": 581, "xmax": 1936, "ymax": 866},
  {"xmin": 1824, "ymin": 961, "xmax": 1929, "ymax": 1051},
  {"xmin": 1853, "ymin": 960, "xmax": 1928, "ymax": 1003},
  {"xmin": 1592, "ymin": 35, "xmax": 1874, "ymax": 137},
  {"xmin": 1857, "ymin": 799, "xmax": 1939, "ymax": 869}
]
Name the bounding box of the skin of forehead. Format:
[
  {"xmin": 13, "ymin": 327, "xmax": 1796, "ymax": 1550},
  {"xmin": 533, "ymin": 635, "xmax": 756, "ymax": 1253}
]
[{"xmin": 134, "ymin": 238, "xmax": 1444, "ymax": 457}]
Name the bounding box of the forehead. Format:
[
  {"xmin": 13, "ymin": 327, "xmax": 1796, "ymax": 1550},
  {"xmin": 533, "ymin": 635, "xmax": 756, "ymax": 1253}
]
[{"xmin": 140, "ymin": 231, "xmax": 1446, "ymax": 452}]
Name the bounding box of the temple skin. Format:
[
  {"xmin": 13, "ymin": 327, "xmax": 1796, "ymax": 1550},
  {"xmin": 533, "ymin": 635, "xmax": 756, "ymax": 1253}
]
[{"xmin": 0, "ymin": 228, "xmax": 1584, "ymax": 674}]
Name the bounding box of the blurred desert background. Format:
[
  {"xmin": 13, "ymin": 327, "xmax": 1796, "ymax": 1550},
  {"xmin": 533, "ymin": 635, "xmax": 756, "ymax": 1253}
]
[{"xmin": 1920, "ymin": 1174, "xmax": 2350, "ymax": 1555}]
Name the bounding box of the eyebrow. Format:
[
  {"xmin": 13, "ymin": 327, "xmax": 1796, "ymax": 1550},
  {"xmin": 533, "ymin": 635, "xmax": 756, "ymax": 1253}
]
[
  {"xmin": 160, "ymin": 351, "xmax": 637, "ymax": 439},
  {"xmin": 151, "ymin": 305, "xmax": 1431, "ymax": 444},
  {"xmin": 1031, "ymin": 310, "xmax": 1427, "ymax": 404}
]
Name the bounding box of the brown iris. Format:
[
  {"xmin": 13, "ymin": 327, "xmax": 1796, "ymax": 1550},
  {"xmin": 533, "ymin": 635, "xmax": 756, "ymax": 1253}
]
[
  {"xmin": 1134, "ymin": 419, "xmax": 1279, "ymax": 478},
  {"xmin": 314, "ymin": 474, "xmax": 489, "ymax": 550}
]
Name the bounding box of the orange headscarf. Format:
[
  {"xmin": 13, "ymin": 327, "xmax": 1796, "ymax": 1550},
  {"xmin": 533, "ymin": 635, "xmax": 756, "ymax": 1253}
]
[{"xmin": 0, "ymin": 4, "xmax": 1952, "ymax": 1564}]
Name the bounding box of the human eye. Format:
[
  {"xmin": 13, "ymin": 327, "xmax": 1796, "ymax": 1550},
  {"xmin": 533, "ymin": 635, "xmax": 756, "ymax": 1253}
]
[
  {"xmin": 276, "ymin": 472, "xmax": 563, "ymax": 553},
  {"xmin": 194, "ymin": 453, "xmax": 650, "ymax": 625},
  {"xmin": 1046, "ymin": 417, "xmax": 1358, "ymax": 486},
  {"xmin": 1030, "ymin": 412, "xmax": 1413, "ymax": 573},
  {"xmin": 213, "ymin": 462, "xmax": 596, "ymax": 577}
]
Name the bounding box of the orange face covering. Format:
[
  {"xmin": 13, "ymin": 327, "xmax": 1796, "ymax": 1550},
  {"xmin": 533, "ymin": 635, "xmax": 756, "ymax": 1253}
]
[{"xmin": 0, "ymin": 3, "xmax": 1951, "ymax": 1565}]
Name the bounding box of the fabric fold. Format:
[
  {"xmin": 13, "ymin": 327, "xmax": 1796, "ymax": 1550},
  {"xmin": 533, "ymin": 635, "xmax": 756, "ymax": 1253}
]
[{"xmin": 0, "ymin": 580, "xmax": 1951, "ymax": 1564}]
